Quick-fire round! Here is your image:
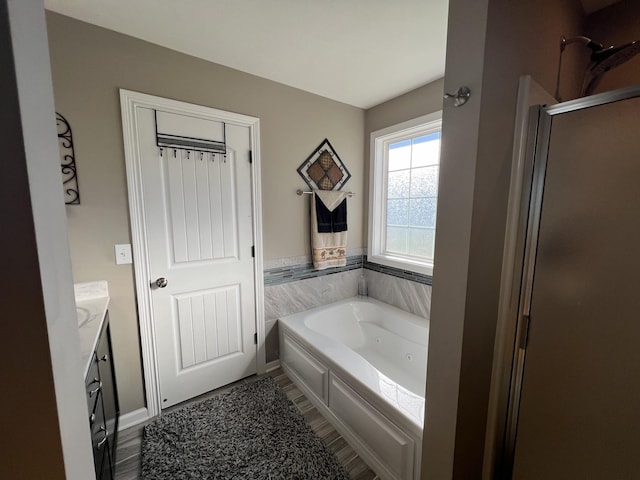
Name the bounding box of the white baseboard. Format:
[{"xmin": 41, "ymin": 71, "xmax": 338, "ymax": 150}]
[
  {"xmin": 265, "ymin": 359, "xmax": 281, "ymax": 372},
  {"xmin": 118, "ymin": 407, "xmax": 151, "ymax": 431}
]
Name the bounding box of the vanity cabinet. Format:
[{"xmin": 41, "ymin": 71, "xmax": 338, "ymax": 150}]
[{"xmin": 85, "ymin": 312, "xmax": 119, "ymax": 480}]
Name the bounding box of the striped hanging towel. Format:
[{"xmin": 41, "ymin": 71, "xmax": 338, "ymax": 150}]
[{"xmin": 310, "ymin": 190, "xmax": 348, "ymax": 270}]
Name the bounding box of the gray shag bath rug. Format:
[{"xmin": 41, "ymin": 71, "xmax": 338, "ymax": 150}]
[{"xmin": 141, "ymin": 376, "xmax": 349, "ymax": 479}]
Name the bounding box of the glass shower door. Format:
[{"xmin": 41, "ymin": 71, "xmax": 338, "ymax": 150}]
[{"xmin": 510, "ymin": 92, "xmax": 640, "ymax": 479}]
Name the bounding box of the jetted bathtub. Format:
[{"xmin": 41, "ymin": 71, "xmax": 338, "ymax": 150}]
[{"xmin": 278, "ymin": 297, "xmax": 428, "ymax": 480}]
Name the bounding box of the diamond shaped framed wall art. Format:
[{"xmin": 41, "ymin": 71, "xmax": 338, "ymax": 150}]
[{"xmin": 297, "ymin": 138, "xmax": 351, "ymax": 191}]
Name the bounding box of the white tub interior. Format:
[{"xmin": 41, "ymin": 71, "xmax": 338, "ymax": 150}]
[{"xmin": 303, "ymin": 300, "xmax": 428, "ymax": 397}]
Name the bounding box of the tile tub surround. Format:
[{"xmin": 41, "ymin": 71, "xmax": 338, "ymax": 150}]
[
  {"xmin": 264, "ymin": 265, "xmax": 362, "ymax": 319},
  {"xmin": 264, "ymin": 269, "xmax": 362, "ymax": 362},
  {"xmin": 262, "ymin": 251, "xmax": 432, "ymax": 361},
  {"xmin": 263, "ymin": 253, "xmax": 363, "ymax": 363},
  {"xmin": 364, "ymin": 269, "xmax": 431, "ymax": 320}
]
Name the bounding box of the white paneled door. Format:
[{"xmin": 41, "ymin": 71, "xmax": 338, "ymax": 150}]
[{"xmin": 135, "ymin": 107, "xmax": 256, "ymax": 408}]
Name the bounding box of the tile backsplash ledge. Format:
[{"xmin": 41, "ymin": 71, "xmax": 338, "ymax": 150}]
[
  {"xmin": 261, "ymin": 252, "xmax": 432, "ymax": 362},
  {"xmin": 262, "ymin": 253, "xmax": 431, "ymax": 320},
  {"xmin": 263, "ymin": 248, "xmax": 433, "ymax": 288},
  {"xmin": 264, "ymin": 255, "xmax": 362, "ymax": 286}
]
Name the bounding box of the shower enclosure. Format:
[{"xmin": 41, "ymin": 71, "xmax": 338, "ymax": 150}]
[{"xmin": 498, "ymin": 84, "xmax": 640, "ymax": 479}]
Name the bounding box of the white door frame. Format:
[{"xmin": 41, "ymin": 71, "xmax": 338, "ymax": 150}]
[{"xmin": 120, "ymin": 89, "xmax": 265, "ymax": 419}]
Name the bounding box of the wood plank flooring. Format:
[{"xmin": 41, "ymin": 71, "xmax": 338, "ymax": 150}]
[{"xmin": 114, "ymin": 368, "xmax": 379, "ymax": 480}]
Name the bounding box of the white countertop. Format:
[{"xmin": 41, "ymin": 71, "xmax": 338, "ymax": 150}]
[{"xmin": 75, "ymin": 281, "xmax": 110, "ymax": 376}]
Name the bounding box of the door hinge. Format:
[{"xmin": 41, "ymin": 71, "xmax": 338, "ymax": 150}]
[
  {"xmin": 251, "ymin": 245, "xmax": 255, "ymax": 258},
  {"xmin": 248, "ymin": 150, "xmax": 253, "ymax": 163},
  {"xmin": 254, "ymin": 333, "xmax": 258, "ymax": 344}
]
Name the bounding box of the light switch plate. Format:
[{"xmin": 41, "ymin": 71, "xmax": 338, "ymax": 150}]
[{"xmin": 115, "ymin": 244, "xmax": 132, "ymax": 265}]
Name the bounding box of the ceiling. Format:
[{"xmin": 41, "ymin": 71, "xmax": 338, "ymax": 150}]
[
  {"xmin": 580, "ymin": 0, "xmax": 622, "ymax": 15},
  {"xmin": 44, "ymin": 0, "xmax": 449, "ymax": 109}
]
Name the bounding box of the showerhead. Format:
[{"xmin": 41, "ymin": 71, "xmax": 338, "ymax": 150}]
[
  {"xmin": 556, "ymin": 35, "xmax": 640, "ymax": 100},
  {"xmin": 560, "ymin": 35, "xmax": 603, "ymax": 53},
  {"xmin": 583, "ymin": 40, "xmax": 640, "ymax": 96},
  {"xmin": 589, "ymin": 41, "xmax": 640, "ymax": 75}
]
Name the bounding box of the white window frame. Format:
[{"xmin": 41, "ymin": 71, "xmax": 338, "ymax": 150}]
[{"xmin": 368, "ymin": 111, "xmax": 442, "ymax": 276}]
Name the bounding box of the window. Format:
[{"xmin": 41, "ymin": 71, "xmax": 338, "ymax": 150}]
[{"xmin": 368, "ymin": 112, "xmax": 442, "ymax": 276}]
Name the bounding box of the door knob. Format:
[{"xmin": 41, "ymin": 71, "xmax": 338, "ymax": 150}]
[{"xmin": 155, "ymin": 277, "xmax": 168, "ymax": 288}]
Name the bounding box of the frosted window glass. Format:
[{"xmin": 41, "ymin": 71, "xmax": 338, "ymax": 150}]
[
  {"xmin": 410, "ymin": 166, "xmax": 439, "ymax": 197},
  {"xmin": 409, "ymin": 198, "xmax": 437, "ymax": 228},
  {"xmin": 384, "ymin": 133, "xmax": 439, "ymax": 261},
  {"xmin": 388, "ymin": 170, "xmax": 410, "ymax": 199},
  {"xmin": 387, "ymin": 226, "xmax": 408, "ymax": 254},
  {"xmin": 408, "ymin": 228, "xmax": 435, "ymax": 259},
  {"xmin": 387, "ymin": 199, "xmax": 409, "ymax": 226}
]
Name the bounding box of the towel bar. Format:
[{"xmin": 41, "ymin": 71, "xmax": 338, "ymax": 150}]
[{"xmin": 296, "ymin": 189, "xmax": 355, "ymax": 197}]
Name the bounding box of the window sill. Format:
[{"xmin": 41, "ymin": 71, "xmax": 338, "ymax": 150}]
[{"xmin": 367, "ymin": 253, "xmax": 433, "ymax": 277}]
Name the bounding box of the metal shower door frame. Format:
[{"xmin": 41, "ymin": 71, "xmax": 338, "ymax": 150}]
[{"xmin": 497, "ymin": 83, "xmax": 640, "ymax": 479}]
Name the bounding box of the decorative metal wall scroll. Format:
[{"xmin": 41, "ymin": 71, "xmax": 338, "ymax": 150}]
[
  {"xmin": 56, "ymin": 112, "xmax": 80, "ymax": 205},
  {"xmin": 297, "ymin": 138, "xmax": 351, "ymax": 191}
]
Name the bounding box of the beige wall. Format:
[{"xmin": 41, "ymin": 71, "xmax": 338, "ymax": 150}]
[
  {"xmin": 422, "ymin": 0, "xmax": 586, "ymax": 477},
  {"xmin": 465, "ymin": 3, "xmax": 584, "ymax": 475},
  {"xmin": 585, "ymin": 0, "xmax": 640, "ymax": 94},
  {"xmin": 365, "ymin": 78, "xmax": 445, "ymax": 134},
  {"xmin": 46, "ymin": 12, "xmax": 365, "ymax": 413},
  {"xmin": 421, "ymin": 1, "xmax": 491, "ymax": 476}
]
